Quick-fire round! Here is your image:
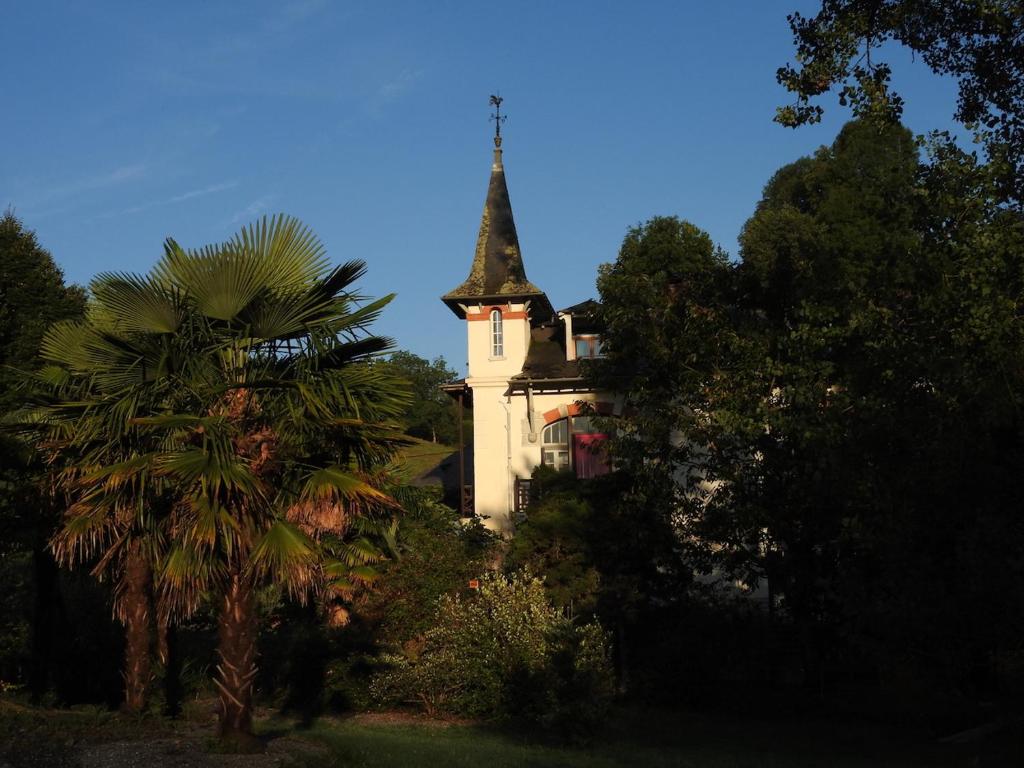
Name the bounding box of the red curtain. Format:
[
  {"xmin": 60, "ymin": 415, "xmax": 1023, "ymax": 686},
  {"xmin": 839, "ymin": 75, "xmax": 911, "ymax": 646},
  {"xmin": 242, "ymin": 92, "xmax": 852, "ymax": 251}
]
[{"xmin": 573, "ymin": 434, "xmax": 610, "ymax": 479}]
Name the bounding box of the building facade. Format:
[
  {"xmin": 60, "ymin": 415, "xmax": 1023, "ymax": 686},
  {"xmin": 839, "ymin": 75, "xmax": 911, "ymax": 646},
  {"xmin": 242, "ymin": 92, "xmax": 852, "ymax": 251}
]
[{"xmin": 442, "ymin": 133, "xmax": 616, "ymax": 534}]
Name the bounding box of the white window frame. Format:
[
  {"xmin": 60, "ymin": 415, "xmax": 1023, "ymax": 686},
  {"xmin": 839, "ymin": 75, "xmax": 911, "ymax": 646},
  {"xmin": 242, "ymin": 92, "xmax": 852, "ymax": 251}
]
[
  {"xmin": 541, "ymin": 418, "xmax": 570, "ymax": 472},
  {"xmin": 574, "ymin": 334, "xmax": 604, "ymax": 359},
  {"xmin": 490, "ymin": 309, "xmax": 504, "ymax": 358}
]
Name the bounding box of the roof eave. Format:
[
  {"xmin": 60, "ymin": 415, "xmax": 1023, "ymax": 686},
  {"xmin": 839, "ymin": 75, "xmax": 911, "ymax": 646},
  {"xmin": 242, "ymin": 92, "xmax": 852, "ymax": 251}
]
[{"xmin": 440, "ymin": 291, "xmax": 555, "ymax": 321}]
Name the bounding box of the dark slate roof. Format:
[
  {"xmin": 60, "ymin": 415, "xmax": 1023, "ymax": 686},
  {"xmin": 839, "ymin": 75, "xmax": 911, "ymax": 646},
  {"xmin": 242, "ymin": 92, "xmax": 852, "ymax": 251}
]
[
  {"xmin": 509, "ymin": 324, "xmax": 584, "ymax": 384},
  {"xmin": 560, "ymin": 298, "xmax": 603, "ymax": 334},
  {"xmin": 443, "ymin": 146, "xmax": 552, "ymax": 318},
  {"xmin": 558, "ymin": 298, "xmax": 601, "ymax": 316}
]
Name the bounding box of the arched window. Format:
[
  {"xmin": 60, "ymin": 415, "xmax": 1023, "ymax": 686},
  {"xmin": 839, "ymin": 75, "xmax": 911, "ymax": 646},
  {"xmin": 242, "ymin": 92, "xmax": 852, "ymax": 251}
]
[
  {"xmin": 541, "ymin": 419, "xmax": 570, "ymax": 472},
  {"xmin": 541, "ymin": 415, "xmax": 611, "ymax": 478},
  {"xmin": 490, "ymin": 309, "xmax": 503, "ymax": 357}
]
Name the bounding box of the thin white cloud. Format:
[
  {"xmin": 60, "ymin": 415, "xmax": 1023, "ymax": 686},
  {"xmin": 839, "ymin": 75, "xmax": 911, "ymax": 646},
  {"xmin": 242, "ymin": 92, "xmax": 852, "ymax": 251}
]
[
  {"xmin": 100, "ymin": 180, "xmax": 238, "ymax": 218},
  {"xmin": 106, "ymin": 164, "xmax": 148, "ymax": 183},
  {"xmin": 167, "ymin": 181, "xmax": 239, "ymax": 204},
  {"xmin": 367, "ymin": 69, "xmax": 423, "ymax": 115},
  {"xmin": 226, "ymin": 195, "xmax": 275, "ymax": 226},
  {"xmin": 28, "ymin": 163, "xmax": 148, "ymax": 205}
]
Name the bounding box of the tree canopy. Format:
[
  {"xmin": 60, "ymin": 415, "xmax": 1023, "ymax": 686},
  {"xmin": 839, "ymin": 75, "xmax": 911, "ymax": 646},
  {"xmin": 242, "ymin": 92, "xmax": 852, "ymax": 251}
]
[
  {"xmin": 0, "ymin": 213, "xmax": 88, "ymax": 702},
  {"xmin": 0, "ymin": 212, "xmax": 86, "ymax": 413},
  {"xmin": 379, "ymin": 351, "xmax": 459, "ymax": 444},
  {"xmin": 592, "ymin": 119, "xmax": 1024, "ymax": 698},
  {"xmin": 776, "ymin": 0, "xmax": 1024, "ymax": 205}
]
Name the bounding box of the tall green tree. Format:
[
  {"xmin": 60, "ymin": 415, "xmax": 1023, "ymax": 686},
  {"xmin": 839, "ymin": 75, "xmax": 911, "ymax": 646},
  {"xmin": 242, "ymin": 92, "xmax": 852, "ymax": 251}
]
[
  {"xmin": 0, "ymin": 212, "xmax": 86, "ymax": 411},
  {"xmin": 0, "ymin": 212, "xmax": 86, "ymax": 700},
  {"xmin": 728, "ymin": 121, "xmax": 926, "ymax": 680},
  {"xmin": 595, "ymin": 122, "xmax": 1024, "ymax": 705},
  {"xmin": 380, "ymin": 351, "xmax": 459, "ymax": 444},
  {"xmin": 773, "ymin": 2, "xmax": 1024, "ymax": 700},
  {"xmin": 31, "ymin": 216, "xmax": 409, "ymax": 746},
  {"xmin": 588, "ymin": 217, "xmax": 739, "ymax": 679},
  {"xmin": 776, "ymin": 0, "xmax": 1024, "ymax": 205}
]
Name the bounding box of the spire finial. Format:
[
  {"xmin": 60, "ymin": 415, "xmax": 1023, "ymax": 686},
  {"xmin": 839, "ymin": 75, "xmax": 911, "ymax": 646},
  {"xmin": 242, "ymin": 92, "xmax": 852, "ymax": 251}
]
[{"xmin": 489, "ymin": 94, "xmax": 506, "ymax": 148}]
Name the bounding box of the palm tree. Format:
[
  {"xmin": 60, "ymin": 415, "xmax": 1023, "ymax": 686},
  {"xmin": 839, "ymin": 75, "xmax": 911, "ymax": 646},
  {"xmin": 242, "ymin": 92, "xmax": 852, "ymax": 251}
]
[{"xmin": 33, "ymin": 215, "xmax": 408, "ymax": 745}]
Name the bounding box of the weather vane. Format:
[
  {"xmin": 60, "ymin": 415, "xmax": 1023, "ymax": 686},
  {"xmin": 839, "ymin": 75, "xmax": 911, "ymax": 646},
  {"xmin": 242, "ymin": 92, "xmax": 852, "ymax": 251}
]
[{"xmin": 489, "ymin": 94, "xmax": 506, "ymax": 148}]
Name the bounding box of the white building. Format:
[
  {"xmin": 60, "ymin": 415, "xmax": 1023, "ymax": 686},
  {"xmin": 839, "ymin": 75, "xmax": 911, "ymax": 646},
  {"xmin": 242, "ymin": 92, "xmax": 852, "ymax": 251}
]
[{"xmin": 441, "ymin": 133, "xmax": 616, "ymax": 534}]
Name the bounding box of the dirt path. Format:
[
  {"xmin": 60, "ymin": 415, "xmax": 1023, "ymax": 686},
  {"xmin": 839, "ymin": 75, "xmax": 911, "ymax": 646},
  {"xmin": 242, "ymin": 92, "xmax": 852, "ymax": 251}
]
[{"xmin": 0, "ymin": 701, "xmax": 327, "ymax": 768}]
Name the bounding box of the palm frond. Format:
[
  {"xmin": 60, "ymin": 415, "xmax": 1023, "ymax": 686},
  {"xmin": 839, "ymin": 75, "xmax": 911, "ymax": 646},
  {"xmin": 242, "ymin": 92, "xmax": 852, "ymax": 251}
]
[
  {"xmin": 248, "ymin": 519, "xmax": 318, "ymax": 598},
  {"xmin": 302, "ymin": 466, "xmax": 394, "ymax": 505},
  {"xmin": 312, "ymin": 260, "xmax": 368, "ymax": 302},
  {"xmin": 89, "ymin": 273, "xmax": 184, "ymax": 335},
  {"xmin": 315, "ymin": 335, "xmax": 395, "ymax": 370},
  {"xmin": 226, "ymin": 214, "xmax": 330, "ymax": 290},
  {"xmin": 159, "ymin": 541, "xmax": 221, "ymax": 620}
]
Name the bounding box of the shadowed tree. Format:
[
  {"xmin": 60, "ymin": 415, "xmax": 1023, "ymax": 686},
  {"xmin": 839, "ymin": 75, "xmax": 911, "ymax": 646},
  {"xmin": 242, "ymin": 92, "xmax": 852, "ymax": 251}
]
[
  {"xmin": 593, "ymin": 121, "xmax": 1024, "ymax": 708},
  {"xmin": 0, "ymin": 212, "xmax": 85, "ymax": 701}
]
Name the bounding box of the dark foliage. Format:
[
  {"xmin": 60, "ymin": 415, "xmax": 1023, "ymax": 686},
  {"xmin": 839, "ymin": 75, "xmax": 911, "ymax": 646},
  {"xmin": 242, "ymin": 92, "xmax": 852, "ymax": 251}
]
[
  {"xmin": 370, "ymin": 570, "xmax": 614, "ymax": 741},
  {"xmin": 257, "ymin": 487, "xmax": 496, "ymax": 719},
  {"xmin": 588, "ymin": 121, "xmax": 1024, "ymax": 728},
  {"xmin": 359, "ymin": 486, "xmax": 496, "ymax": 644},
  {"xmin": 0, "ymin": 213, "xmax": 85, "ymax": 699}
]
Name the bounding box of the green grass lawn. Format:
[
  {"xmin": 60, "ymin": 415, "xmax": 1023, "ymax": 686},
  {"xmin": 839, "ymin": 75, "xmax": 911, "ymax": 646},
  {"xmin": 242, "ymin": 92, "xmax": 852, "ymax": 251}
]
[
  {"xmin": 392, "ymin": 436, "xmax": 456, "ymax": 482},
  {"xmin": 1, "ymin": 699, "xmax": 1018, "ymax": 767},
  {"xmin": 291, "ymin": 708, "xmax": 1016, "ymax": 768}
]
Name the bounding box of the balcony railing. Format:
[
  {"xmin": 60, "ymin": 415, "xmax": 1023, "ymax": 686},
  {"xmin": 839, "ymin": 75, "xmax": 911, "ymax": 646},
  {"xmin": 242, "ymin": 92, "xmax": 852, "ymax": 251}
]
[{"xmin": 514, "ymin": 478, "xmax": 532, "ymax": 518}]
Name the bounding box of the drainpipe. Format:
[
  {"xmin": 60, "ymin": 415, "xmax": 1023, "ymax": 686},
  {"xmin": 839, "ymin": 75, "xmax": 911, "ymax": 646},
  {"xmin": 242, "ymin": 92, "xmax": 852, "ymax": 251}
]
[
  {"xmin": 457, "ymin": 390, "xmax": 466, "ymax": 516},
  {"xmin": 500, "ymin": 396, "xmax": 514, "ymax": 532}
]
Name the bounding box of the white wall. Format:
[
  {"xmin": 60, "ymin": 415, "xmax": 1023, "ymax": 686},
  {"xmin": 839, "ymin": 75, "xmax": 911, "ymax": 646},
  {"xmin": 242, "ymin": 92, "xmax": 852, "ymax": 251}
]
[
  {"xmin": 469, "ymin": 384, "xmax": 615, "ymax": 534},
  {"xmin": 465, "ymin": 302, "xmax": 530, "ymax": 380},
  {"xmin": 462, "ymin": 301, "xmax": 615, "ymax": 533},
  {"xmin": 464, "ymin": 301, "xmax": 529, "ymax": 533}
]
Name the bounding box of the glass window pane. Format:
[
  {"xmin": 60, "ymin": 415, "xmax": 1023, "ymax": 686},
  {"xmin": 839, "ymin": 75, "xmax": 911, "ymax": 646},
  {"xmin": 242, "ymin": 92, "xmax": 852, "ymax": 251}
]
[
  {"xmin": 542, "ymin": 419, "xmax": 568, "ymax": 445},
  {"xmin": 491, "ymin": 310, "xmax": 503, "ymax": 357},
  {"xmin": 575, "ymin": 338, "xmax": 590, "ymax": 358}
]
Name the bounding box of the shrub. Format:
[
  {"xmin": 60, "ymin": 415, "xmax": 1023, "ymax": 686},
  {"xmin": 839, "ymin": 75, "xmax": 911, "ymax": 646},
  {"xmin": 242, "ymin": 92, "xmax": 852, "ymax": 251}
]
[
  {"xmin": 504, "ymin": 619, "xmax": 616, "ymax": 741},
  {"xmin": 506, "ymin": 471, "xmax": 601, "ymax": 618},
  {"xmin": 371, "ymin": 570, "xmax": 614, "ymax": 737},
  {"xmin": 361, "ymin": 486, "xmax": 497, "ymax": 644}
]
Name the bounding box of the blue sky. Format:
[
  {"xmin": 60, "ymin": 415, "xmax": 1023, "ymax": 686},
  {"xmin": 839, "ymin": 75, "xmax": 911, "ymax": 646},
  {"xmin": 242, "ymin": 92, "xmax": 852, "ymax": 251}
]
[{"xmin": 2, "ymin": 1, "xmax": 964, "ymax": 373}]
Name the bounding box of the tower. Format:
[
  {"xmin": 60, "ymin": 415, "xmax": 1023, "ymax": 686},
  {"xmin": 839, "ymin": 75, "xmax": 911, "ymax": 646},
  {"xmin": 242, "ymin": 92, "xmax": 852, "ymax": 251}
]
[{"xmin": 442, "ymin": 99, "xmax": 553, "ymax": 529}]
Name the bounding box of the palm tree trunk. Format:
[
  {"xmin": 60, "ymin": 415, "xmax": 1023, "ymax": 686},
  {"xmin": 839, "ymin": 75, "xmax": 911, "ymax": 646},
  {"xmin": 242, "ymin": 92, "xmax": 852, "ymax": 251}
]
[
  {"xmin": 121, "ymin": 546, "xmax": 151, "ymax": 713},
  {"xmin": 215, "ymin": 573, "xmax": 260, "ymax": 751}
]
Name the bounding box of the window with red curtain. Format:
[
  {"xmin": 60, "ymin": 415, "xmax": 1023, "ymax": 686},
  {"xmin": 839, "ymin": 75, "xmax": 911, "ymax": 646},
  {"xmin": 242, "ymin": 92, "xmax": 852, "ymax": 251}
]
[{"xmin": 573, "ymin": 433, "xmax": 609, "ymax": 479}]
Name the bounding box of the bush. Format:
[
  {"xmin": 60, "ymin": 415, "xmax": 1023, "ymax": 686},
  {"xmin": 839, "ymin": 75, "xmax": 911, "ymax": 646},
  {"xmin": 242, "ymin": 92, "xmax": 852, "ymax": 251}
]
[
  {"xmin": 371, "ymin": 571, "xmax": 614, "ymax": 738},
  {"xmin": 504, "ymin": 619, "xmax": 616, "ymax": 741},
  {"xmin": 506, "ymin": 469, "xmax": 601, "ymax": 618},
  {"xmin": 360, "ymin": 486, "xmax": 497, "ymax": 644}
]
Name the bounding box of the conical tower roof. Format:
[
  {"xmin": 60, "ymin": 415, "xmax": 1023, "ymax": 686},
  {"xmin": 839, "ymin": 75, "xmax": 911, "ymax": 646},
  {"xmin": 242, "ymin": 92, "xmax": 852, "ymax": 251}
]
[{"xmin": 442, "ymin": 141, "xmax": 552, "ymax": 319}]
